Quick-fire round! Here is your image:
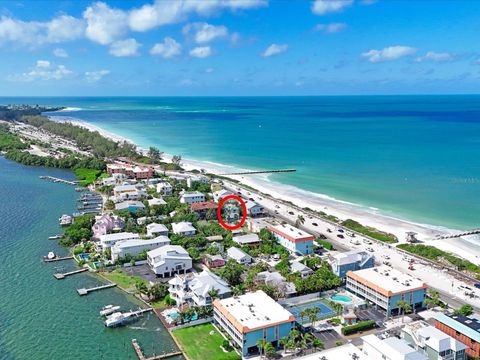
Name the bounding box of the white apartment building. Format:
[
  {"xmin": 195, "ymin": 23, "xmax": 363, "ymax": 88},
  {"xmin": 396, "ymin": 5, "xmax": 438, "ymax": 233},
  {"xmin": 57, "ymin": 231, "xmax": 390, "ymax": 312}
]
[
  {"xmin": 147, "ymin": 245, "xmax": 192, "ymax": 277},
  {"xmin": 98, "ymin": 232, "xmax": 140, "ymax": 250},
  {"xmin": 179, "ymin": 191, "xmax": 205, "ymax": 204},
  {"xmin": 111, "ymin": 236, "xmax": 171, "ymax": 261}
]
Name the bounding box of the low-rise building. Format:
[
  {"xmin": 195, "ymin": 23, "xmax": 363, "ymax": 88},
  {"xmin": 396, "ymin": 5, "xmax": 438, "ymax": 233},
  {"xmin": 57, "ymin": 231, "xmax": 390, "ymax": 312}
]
[
  {"xmin": 179, "ymin": 191, "xmax": 205, "ymax": 204},
  {"xmin": 247, "ymin": 217, "xmax": 276, "ymax": 233},
  {"xmin": 213, "ymin": 189, "xmax": 233, "ymax": 203},
  {"xmin": 111, "ymin": 236, "xmax": 171, "ymax": 261},
  {"xmin": 190, "ymin": 201, "xmax": 218, "ymax": 219},
  {"xmin": 245, "ymin": 200, "xmax": 264, "ymax": 217},
  {"xmin": 113, "ymin": 184, "xmax": 146, "ymax": 201},
  {"xmin": 331, "ymin": 250, "xmax": 375, "ymax": 280},
  {"xmin": 213, "ymin": 290, "xmax": 296, "ymax": 357},
  {"xmin": 92, "ymin": 214, "xmax": 124, "ymax": 239},
  {"xmin": 256, "ymin": 271, "xmax": 297, "ymax": 297},
  {"xmin": 402, "ymin": 320, "xmax": 467, "ymax": 360},
  {"xmin": 346, "ymin": 265, "xmax": 427, "ymax": 316},
  {"xmin": 434, "ymin": 313, "xmax": 480, "ymax": 358},
  {"xmin": 146, "ymin": 223, "xmax": 169, "ymax": 237},
  {"xmin": 233, "ymin": 234, "xmax": 261, "ymax": 247},
  {"xmin": 269, "ymin": 224, "xmax": 315, "ymax": 255},
  {"xmin": 147, "ymin": 245, "xmax": 192, "ymax": 277},
  {"xmin": 98, "ymin": 232, "xmax": 140, "ymax": 250},
  {"xmin": 156, "ymin": 181, "xmax": 173, "ymax": 196},
  {"xmin": 227, "ymin": 246, "xmax": 252, "ymax": 265},
  {"xmin": 147, "ymin": 197, "xmax": 167, "ymax": 207},
  {"xmin": 115, "ymin": 200, "xmax": 145, "ymax": 213},
  {"xmin": 168, "ymin": 270, "xmax": 231, "ymax": 307},
  {"xmin": 290, "ymin": 261, "xmax": 314, "ymax": 278},
  {"xmin": 107, "ymin": 162, "xmax": 154, "ymax": 179},
  {"xmin": 362, "ymin": 334, "xmax": 428, "ymax": 360},
  {"xmin": 203, "ymin": 254, "xmax": 226, "ymax": 269},
  {"xmin": 294, "ymin": 343, "xmax": 366, "ymax": 360},
  {"xmin": 171, "ymin": 221, "xmax": 196, "ymax": 236}
]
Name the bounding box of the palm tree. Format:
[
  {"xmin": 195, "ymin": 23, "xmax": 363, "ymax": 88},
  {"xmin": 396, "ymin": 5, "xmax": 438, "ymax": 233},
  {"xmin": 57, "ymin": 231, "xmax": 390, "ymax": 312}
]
[
  {"xmin": 256, "ymin": 339, "xmax": 267, "ymax": 358},
  {"xmin": 264, "ymin": 342, "xmax": 276, "ymax": 359},
  {"xmin": 135, "ymin": 281, "xmax": 149, "ymax": 299},
  {"xmin": 312, "ymin": 338, "xmax": 324, "ymax": 351},
  {"xmin": 299, "ymin": 309, "xmax": 309, "ymax": 324},
  {"xmin": 425, "ymin": 289, "xmax": 440, "ymax": 309},
  {"xmin": 296, "ymin": 215, "xmax": 305, "ymax": 227},
  {"xmin": 303, "ymin": 332, "xmax": 315, "ymax": 346},
  {"xmin": 232, "ymin": 284, "xmax": 245, "ymax": 296},
  {"xmin": 208, "ymin": 288, "xmax": 220, "ymax": 302},
  {"xmin": 396, "ymin": 299, "xmax": 412, "ymax": 323},
  {"xmin": 279, "ymin": 337, "xmax": 289, "ymax": 355},
  {"xmin": 307, "ymin": 308, "xmax": 320, "ymax": 327}
]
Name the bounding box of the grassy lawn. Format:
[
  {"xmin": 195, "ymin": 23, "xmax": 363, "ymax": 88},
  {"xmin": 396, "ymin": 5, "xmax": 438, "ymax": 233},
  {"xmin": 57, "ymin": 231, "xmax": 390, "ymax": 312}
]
[
  {"xmin": 74, "ymin": 168, "xmax": 102, "ymax": 186},
  {"xmin": 173, "ymin": 324, "xmax": 240, "ymax": 360},
  {"xmin": 150, "ymin": 297, "xmax": 169, "ymax": 309},
  {"xmin": 101, "ymin": 269, "xmax": 147, "ymax": 290}
]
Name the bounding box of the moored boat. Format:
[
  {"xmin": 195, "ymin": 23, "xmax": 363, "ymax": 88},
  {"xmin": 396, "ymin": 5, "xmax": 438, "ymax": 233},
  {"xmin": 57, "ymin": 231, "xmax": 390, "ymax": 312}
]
[{"xmin": 100, "ymin": 305, "xmax": 121, "ymax": 316}]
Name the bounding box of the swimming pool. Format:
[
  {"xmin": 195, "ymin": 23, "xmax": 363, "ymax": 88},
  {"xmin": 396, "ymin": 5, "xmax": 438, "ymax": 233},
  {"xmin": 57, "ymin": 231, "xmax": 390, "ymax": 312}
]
[
  {"xmin": 165, "ymin": 310, "xmax": 198, "ymax": 323},
  {"xmin": 330, "ymin": 294, "xmax": 353, "ymax": 303},
  {"xmin": 286, "ymin": 301, "xmax": 335, "ymax": 324}
]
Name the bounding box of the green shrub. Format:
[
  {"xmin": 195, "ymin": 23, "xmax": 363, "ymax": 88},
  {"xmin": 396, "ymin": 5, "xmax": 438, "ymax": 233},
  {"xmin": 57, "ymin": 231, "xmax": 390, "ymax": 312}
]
[
  {"xmin": 341, "ymin": 219, "xmax": 397, "ymax": 243},
  {"xmin": 341, "ymin": 320, "xmax": 376, "ymax": 336}
]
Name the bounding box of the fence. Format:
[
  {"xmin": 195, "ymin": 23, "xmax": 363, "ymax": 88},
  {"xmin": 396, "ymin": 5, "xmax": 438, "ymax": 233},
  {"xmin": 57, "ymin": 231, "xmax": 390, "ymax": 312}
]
[{"xmin": 169, "ymin": 317, "xmax": 213, "ymax": 332}]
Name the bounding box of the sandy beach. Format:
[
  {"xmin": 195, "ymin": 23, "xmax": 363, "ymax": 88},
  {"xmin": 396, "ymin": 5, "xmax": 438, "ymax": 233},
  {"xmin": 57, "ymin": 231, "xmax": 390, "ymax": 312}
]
[{"xmin": 49, "ymin": 115, "xmax": 480, "ymax": 265}]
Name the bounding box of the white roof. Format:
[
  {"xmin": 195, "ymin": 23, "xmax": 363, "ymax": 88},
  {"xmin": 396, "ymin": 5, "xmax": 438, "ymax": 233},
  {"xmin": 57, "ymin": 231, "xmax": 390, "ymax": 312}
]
[
  {"xmin": 349, "ymin": 265, "xmax": 426, "ymax": 294},
  {"xmin": 148, "ymin": 198, "xmax": 166, "ymax": 206},
  {"xmin": 146, "ymin": 223, "xmax": 168, "ymax": 233},
  {"xmin": 404, "ymin": 321, "xmax": 467, "ymax": 353},
  {"xmin": 147, "ymin": 244, "xmax": 190, "ymax": 259},
  {"xmin": 189, "ymin": 270, "xmax": 231, "ymax": 297},
  {"xmin": 114, "ymin": 184, "xmax": 137, "ymax": 192},
  {"xmin": 333, "ymin": 250, "xmax": 372, "ymax": 265},
  {"xmin": 99, "ymin": 232, "xmax": 139, "ymax": 242},
  {"xmin": 115, "ymin": 201, "xmax": 145, "ymax": 210},
  {"xmin": 171, "ymin": 221, "xmax": 196, "ymax": 233},
  {"xmin": 181, "ymin": 191, "xmax": 204, "ymax": 198},
  {"xmin": 233, "ymin": 234, "xmax": 260, "ymax": 245},
  {"xmin": 294, "ymin": 343, "xmax": 366, "ymax": 360},
  {"xmin": 227, "ymin": 246, "xmax": 251, "ymax": 261},
  {"xmin": 113, "ymin": 236, "xmax": 170, "ymax": 249},
  {"xmin": 269, "ymin": 223, "xmax": 314, "ymax": 240},
  {"xmin": 363, "ymin": 334, "xmax": 427, "ymax": 360},
  {"xmin": 216, "ymin": 290, "xmax": 294, "ymax": 330},
  {"xmin": 291, "ymin": 261, "xmax": 313, "ymax": 273},
  {"xmin": 245, "ymin": 200, "xmax": 262, "ymax": 210}
]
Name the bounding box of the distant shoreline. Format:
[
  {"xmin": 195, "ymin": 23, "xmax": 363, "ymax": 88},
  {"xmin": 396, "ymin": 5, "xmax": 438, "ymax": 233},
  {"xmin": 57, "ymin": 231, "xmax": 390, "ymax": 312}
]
[{"xmin": 48, "ymin": 114, "xmax": 480, "ymax": 266}]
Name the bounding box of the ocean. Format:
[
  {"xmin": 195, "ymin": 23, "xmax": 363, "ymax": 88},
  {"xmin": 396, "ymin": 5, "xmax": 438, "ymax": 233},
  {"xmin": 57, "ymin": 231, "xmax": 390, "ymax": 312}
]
[
  {"xmin": 0, "ymin": 157, "xmax": 180, "ymax": 360},
  {"xmin": 3, "ymin": 95, "xmax": 480, "ymax": 231}
]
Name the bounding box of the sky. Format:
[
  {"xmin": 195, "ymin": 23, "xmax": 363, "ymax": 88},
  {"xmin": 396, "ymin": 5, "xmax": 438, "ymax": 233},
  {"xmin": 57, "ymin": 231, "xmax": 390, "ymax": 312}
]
[{"xmin": 0, "ymin": 0, "xmax": 479, "ymax": 96}]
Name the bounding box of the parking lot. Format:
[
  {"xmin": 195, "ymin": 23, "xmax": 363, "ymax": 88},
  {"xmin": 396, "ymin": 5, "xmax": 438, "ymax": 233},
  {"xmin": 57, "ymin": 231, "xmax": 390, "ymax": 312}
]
[{"xmin": 314, "ymin": 329, "xmax": 345, "ymax": 348}]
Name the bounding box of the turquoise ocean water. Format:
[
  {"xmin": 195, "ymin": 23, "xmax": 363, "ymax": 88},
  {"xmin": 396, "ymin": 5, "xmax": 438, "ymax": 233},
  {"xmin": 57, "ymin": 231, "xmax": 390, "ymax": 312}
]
[
  {"xmin": 3, "ymin": 96, "xmax": 480, "ymax": 230},
  {"xmin": 0, "ymin": 157, "xmax": 180, "ymax": 360}
]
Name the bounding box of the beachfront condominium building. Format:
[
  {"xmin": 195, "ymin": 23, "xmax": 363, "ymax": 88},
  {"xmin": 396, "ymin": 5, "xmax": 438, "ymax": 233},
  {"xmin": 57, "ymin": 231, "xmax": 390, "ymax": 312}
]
[
  {"xmin": 402, "ymin": 320, "xmax": 466, "ymax": 360},
  {"xmin": 146, "ymin": 223, "xmax": 169, "ymax": 237},
  {"xmin": 179, "ymin": 191, "xmax": 205, "ymax": 204},
  {"xmin": 97, "ymin": 232, "xmax": 140, "ymax": 250},
  {"xmin": 147, "ymin": 245, "xmax": 192, "ymax": 277},
  {"xmin": 346, "ymin": 265, "xmax": 427, "ymax": 316},
  {"xmin": 269, "ymin": 224, "xmax": 315, "ymax": 255},
  {"xmin": 331, "ymin": 250, "xmax": 375, "ymax": 280},
  {"xmin": 434, "ymin": 313, "xmax": 480, "ymax": 358},
  {"xmin": 156, "ymin": 181, "xmax": 173, "ymax": 196},
  {"xmin": 213, "ymin": 290, "xmax": 296, "ymax": 357},
  {"xmin": 111, "ymin": 236, "xmax": 171, "ymax": 261},
  {"xmin": 168, "ymin": 270, "xmax": 231, "ymax": 307},
  {"xmin": 106, "ymin": 162, "xmax": 154, "ymax": 179},
  {"xmin": 362, "ymin": 334, "xmax": 428, "ymax": 360},
  {"xmin": 171, "ymin": 221, "xmax": 196, "ymax": 236}
]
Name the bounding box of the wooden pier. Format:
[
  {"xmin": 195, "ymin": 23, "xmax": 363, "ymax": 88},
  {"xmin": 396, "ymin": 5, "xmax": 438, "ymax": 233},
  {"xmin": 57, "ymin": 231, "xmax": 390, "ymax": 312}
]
[
  {"xmin": 53, "ymin": 268, "xmax": 88, "ymax": 279},
  {"xmin": 434, "ymin": 229, "xmax": 480, "ymax": 240},
  {"xmin": 77, "ymin": 283, "xmax": 116, "ymax": 296},
  {"xmin": 43, "ymin": 255, "xmax": 73, "ymax": 263},
  {"xmin": 39, "ymin": 176, "xmax": 77, "ymax": 185},
  {"xmin": 217, "ymin": 168, "xmax": 296, "ymax": 176},
  {"xmin": 131, "ymin": 339, "xmax": 182, "ymax": 360}
]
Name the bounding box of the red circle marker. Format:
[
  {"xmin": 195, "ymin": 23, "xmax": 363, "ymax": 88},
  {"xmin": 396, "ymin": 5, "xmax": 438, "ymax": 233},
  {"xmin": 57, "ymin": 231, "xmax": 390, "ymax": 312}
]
[{"xmin": 217, "ymin": 194, "xmax": 247, "ymax": 230}]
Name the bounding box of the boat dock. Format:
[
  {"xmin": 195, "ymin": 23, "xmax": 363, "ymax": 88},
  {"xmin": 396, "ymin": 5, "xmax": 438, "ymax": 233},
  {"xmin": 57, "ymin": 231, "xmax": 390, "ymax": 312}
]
[
  {"xmin": 40, "ymin": 176, "xmax": 77, "ymax": 185},
  {"xmin": 131, "ymin": 339, "xmax": 182, "ymax": 360},
  {"xmin": 77, "ymin": 283, "xmax": 116, "ymax": 296},
  {"xmin": 53, "ymin": 268, "xmax": 88, "ymax": 279},
  {"xmin": 43, "ymin": 255, "xmax": 73, "ymax": 263}
]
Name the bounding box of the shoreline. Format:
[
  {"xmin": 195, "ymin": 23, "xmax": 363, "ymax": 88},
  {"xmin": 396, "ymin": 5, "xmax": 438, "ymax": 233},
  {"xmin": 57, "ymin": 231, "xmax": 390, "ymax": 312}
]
[{"xmin": 49, "ymin": 114, "xmax": 480, "ymax": 265}]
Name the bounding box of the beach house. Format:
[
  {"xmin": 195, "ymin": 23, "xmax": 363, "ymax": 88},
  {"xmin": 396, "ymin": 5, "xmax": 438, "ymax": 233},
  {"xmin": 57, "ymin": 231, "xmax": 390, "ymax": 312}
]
[
  {"xmin": 147, "ymin": 245, "xmax": 192, "ymax": 277},
  {"xmin": 331, "ymin": 250, "xmax": 375, "ymax": 280},
  {"xmin": 255, "ymin": 271, "xmax": 297, "ymax": 297},
  {"xmin": 111, "ymin": 236, "xmax": 171, "ymax": 261},
  {"xmin": 115, "ymin": 200, "xmax": 145, "ymax": 213},
  {"xmin": 92, "ymin": 214, "xmax": 125, "ymax": 239},
  {"xmin": 227, "ymin": 246, "xmax": 252, "ymax": 265},
  {"xmin": 171, "ymin": 221, "xmax": 196, "ymax": 236},
  {"xmin": 434, "ymin": 313, "xmax": 480, "ymax": 358},
  {"xmin": 146, "ymin": 223, "xmax": 169, "ymax": 237},
  {"xmin": 290, "ymin": 261, "xmax": 314, "ymax": 278},
  {"xmin": 113, "ymin": 184, "xmax": 146, "ymax": 202},
  {"xmin": 346, "ymin": 265, "xmax": 428, "ymax": 316},
  {"xmin": 156, "ymin": 181, "xmax": 173, "ymax": 196},
  {"xmin": 98, "ymin": 232, "xmax": 140, "ymax": 250},
  {"xmin": 233, "ymin": 234, "xmax": 261, "ymax": 247},
  {"xmin": 147, "ymin": 197, "xmax": 167, "ymax": 207},
  {"xmin": 168, "ymin": 270, "xmax": 231, "ymax": 307},
  {"xmin": 269, "ymin": 224, "xmax": 315, "ymax": 255},
  {"xmin": 179, "ymin": 191, "xmax": 205, "ymax": 204},
  {"xmin": 203, "ymin": 254, "xmax": 226, "ymax": 269},
  {"xmin": 190, "ymin": 201, "xmax": 218, "ymax": 219},
  {"xmin": 245, "ymin": 200, "xmax": 264, "ymax": 217},
  {"xmin": 213, "ymin": 290, "xmax": 296, "ymax": 357},
  {"xmin": 213, "ymin": 189, "xmax": 233, "ymax": 203}
]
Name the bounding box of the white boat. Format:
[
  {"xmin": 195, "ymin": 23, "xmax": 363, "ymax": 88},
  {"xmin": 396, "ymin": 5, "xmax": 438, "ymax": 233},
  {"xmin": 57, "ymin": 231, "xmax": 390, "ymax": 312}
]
[
  {"xmin": 47, "ymin": 251, "xmax": 56, "ymax": 260},
  {"xmin": 48, "ymin": 235, "xmax": 62, "ymax": 240},
  {"xmin": 104, "ymin": 312, "xmax": 132, "ymax": 327},
  {"xmin": 59, "ymin": 214, "xmax": 73, "ymax": 226},
  {"xmin": 100, "ymin": 305, "xmax": 121, "ymax": 316}
]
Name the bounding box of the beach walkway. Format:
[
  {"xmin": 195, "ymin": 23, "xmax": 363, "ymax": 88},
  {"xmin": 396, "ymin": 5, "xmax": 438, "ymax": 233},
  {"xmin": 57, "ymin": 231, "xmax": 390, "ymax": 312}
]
[{"xmin": 131, "ymin": 339, "xmax": 182, "ymax": 360}]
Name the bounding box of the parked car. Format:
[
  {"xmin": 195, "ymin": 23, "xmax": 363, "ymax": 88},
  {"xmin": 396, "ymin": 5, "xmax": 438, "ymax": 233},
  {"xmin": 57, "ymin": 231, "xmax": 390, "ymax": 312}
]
[
  {"xmin": 337, "ymin": 228, "xmax": 344, "ymax": 233},
  {"xmin": 337, "ymin": 234, "xmax": 344, "ymax": 239},
  {"xmin": 312, "ymin": 222, "xmax": 318, "ymax": 227},
  {"xmin": 475, "ymin": 283, "xmax": 480, "ymax": 289},
  {"xmin": 288, "ymin": 211, "xmax": 294, "ymax": 215}
]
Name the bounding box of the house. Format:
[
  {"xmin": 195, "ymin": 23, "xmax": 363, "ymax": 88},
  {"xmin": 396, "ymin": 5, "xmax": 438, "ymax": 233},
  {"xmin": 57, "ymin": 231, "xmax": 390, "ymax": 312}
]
[
  {"xmin": 227, "ymin": 247, "xmax": 252, "ymax": 265},
  {"xmin": 269, "ymin": 224, "xmax": 315, "ymax": 255},
  {"xmin": 209, "ymin": 241, "xmax": 224, "ymax": 253},
  {"xmin": 156, "ymin": 181, "xmax": 173, "ymax": 196},
  {"xmin": 434, "ymin": 313, "xmax": 480, "ymax": 358},
  {"xmin": 168, "ymin": 270, "xmax": 231, "ymax": 307},
  {"xmin": 113, "ymin": 184, "xmax": 146, "ymax": 201},
  {"xmin": 346, "ymin": 265, "xmax": 428, "ymax": 316},
  {"xmin": 402, "ymin": 320, "xmax": 466, "ymax": 360},
  {"xmin": 203, "ymin": 254, "xmax": 226, "ymax": 269},
  {"xmin": 187, "ymin": 175, "xmax": 209, "ymax": 188},
  {"xmin": 171, "ymin": 221, "xmax": 196, "ymax": 236},
  {"xmin": 213, "ymin": 290, "xmax": 296, "ymax": 357},
  {"xmin": 111, "ymin": 236, "xmax": 171, "ymax": 261},
  {"xmin": 291, "ymin": 261, "xmax": 314, "ymax": 278},
  {"xmin": 213, "ymin": 189, "xmax": 233, "ymax": 203},
  {"xmin": 146, "ymin": 223, "xmax": 169, "ymax": 237},
  {"xmin": 179, "ymin": 191, "xmax": 205, "ymax": 204},
  {"xmin": 147, "ymin": 245, "xmax": 192, "ymax": 277},
  {"xmin": 233, "ymin": 234, "xmax": 261, "ymax": 247},
  {"xmin": 102, "ymin": 177, "xmax": 116, "ymax": 186},
  {"xmin": 98, "ymin": 232, "xmax": 140, "ymax": 250},
  {"xmin": 92, "ymin": 214, "xmax": 125, "ymax": 239},
  {"xmin": 256, "ymin": 271, "xmax": 297, "ymax": 297},
  {"xmin": 245, "ymin": 200, "xmax": 264, "ymax": 217},
  {"xmin": 190, "ymin": 201, "xmax": 218, "ymax": 219},
  {"xmin": 331, "ymin": 250, "xmax": 375, "ymax": 280},
  {"xmin": 115, "ymin": 200, "xmax": 145, "ymax": 213},
  {"xmin": 362, "ymin": 334, "xmax": 428, "ymax": 360},
  {"xmin": 148, "ymin": 197, "xmax": 167, "ymax": 207},
  {"xmin": 223, "ymin": 202, "xmax": 240, "ymax": 223}
]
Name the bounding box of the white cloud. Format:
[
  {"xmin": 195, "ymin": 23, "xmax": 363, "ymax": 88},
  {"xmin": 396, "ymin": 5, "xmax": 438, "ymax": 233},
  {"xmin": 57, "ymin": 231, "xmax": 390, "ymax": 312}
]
[
  {"xmin": 128, "ymin": 0, "xmax": 267, "ymax": 32},
  {"xmin": 85, "ymin": 69, "xmax": 110, "ymax": 82},
  {"xmin": 0, "ymin": 15, "xmax": 84, "ymax": 47},
  {"xmin": 53, "ymin": 48, "xmax": 68, "ymax": 58},
  {"xmin": 183, "ymin": 22, "xmax": 228, "ymax": 43},
  {"xmin": 189, "ymin": 46, "xmax": 212, "ymax": 58},
  {"xmin": 9, "ymin": 60, "xmax": 72, "ymax": 81},
  {"xmin": 312, "ymin": 0, "xmax": 353, "ymax": 15},
  {"xmin": 362, "ymin": 46, "xmax": 417, "ymax": 63},
  {"xmin": 150, "ymin": 37, "xmax": 181, "ymax": 58},
  {"xmin": 313, "ymin": 22, "xmax": 347, "ymax": 33},
  {"xmin": 415, "ymin": 51, "xmax": 453, "ymax": 62},
  {"xmin": 83, "ymin": 2, "xmax": 128, "ymax": 45},
  {"xmin": 109, "ymin": 38, "xmax": 141, "ymax": 57},
  {"xmin": 261, "ymin": 43, "xmax": 288, "ymax": 57}
]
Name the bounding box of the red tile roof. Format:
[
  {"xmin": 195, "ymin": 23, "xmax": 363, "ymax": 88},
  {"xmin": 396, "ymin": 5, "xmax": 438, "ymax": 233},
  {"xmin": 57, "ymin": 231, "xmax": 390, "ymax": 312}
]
[{"xmin": 191, "ymin": 201, "xmax": 218, "ymax": 211}]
